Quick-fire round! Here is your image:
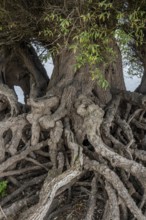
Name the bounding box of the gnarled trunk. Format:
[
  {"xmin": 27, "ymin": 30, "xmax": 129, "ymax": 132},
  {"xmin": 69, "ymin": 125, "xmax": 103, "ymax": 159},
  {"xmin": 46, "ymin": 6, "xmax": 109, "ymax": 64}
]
[
  {"xmin": 94, "ymin": 39, "xmax": 126, "ymax": 104},
  {"xmin": 135, "ymin": 36, "xmax": 146, "ymax": 94},
  {"xmin": 0, "ymin": 41, "xmax": 146, "ymax": 220}
]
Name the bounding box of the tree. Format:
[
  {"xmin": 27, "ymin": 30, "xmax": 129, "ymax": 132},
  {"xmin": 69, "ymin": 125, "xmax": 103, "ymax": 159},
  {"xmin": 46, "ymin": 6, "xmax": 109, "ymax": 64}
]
[{"xmin": 0, "ymin": 1, "xmax": 146, "ymax": 220}]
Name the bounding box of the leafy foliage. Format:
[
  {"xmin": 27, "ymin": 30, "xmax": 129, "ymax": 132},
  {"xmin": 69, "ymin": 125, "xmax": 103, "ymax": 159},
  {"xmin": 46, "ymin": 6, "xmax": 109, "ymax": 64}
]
[
  {"xmin": 0, "ymin": 180, "xmax": 8, "ymax": 197},
  {"xmin": 0, "ymin": 0, "xmax": 145, "ymax": 85}
]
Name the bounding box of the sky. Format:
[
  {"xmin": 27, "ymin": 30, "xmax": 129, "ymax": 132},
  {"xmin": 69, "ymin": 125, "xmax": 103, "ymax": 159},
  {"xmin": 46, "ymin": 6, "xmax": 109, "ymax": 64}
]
[{"xmin": 14, "ymin": 60, "xmax": 142, "ymax": 104}]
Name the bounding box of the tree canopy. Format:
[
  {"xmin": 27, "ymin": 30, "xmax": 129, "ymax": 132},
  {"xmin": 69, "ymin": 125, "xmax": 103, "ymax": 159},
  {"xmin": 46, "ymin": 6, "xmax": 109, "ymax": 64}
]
[{"xmin": 0, "ymin": 0, "xmax": 145, "ymax": 81}]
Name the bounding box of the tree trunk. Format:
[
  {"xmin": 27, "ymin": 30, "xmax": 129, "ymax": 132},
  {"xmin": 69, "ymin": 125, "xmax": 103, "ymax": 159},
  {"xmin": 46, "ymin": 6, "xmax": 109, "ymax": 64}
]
[
  {"xmin": 93, "ymin": 39, "xmax": 126, "ymax": 104},
  {"xmin": 135, "ymin": 36, "xmax": 146, "ymax": 94},
  {"xmin": 0, "ymin": 41, "xmax": 146, "ymax": 220}
]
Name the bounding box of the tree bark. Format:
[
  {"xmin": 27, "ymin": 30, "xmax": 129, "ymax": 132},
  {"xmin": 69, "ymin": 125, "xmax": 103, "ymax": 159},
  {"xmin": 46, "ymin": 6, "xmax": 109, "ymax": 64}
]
[
  {"xmin": 135, "ymin": 35, "xmax": 146, "ymax": 94},
  {"xmin": 93, "ymin": 39, "xmax": 126, "ymax": 104},
  {"xmin": 0, "ymin": 40, "xmax": 146, "ymax": 220}
]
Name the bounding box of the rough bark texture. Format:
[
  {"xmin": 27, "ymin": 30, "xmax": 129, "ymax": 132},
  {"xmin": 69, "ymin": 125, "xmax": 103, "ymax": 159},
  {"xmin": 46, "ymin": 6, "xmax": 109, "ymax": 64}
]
[
  {"xmin": 0, "ymin": 41, "xmax": 146, "ymax": 220},
  {"xmin": 0, "ymin": 43, "xmax": 49, "ymax": 101},
  {"xmin": 135, "ymin": 34, "xmax": 146, "ymax": 94},
  {"xmin": 94, "ymin": 39, "xmax": 125, "ymax": 104}
]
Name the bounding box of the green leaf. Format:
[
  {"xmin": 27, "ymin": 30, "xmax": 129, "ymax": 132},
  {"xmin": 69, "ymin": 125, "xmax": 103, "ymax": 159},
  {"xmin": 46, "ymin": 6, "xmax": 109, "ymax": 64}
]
[{"xmin": 0, "ymin": 181, "xmax": 8, "ymax": 197}]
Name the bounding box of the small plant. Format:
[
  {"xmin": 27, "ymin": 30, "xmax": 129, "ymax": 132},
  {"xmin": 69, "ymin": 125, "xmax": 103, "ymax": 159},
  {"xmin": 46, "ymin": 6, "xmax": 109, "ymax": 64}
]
[{"xmin": 0, "ymin": 181, "xmax": 8, "ymax": 197}]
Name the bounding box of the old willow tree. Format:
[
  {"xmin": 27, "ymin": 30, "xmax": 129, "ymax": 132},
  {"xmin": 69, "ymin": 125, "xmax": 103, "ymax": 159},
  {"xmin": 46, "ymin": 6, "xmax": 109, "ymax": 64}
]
[{"xmin": 0, "ymin": 0, "xmax": 146, "ymax": 219}]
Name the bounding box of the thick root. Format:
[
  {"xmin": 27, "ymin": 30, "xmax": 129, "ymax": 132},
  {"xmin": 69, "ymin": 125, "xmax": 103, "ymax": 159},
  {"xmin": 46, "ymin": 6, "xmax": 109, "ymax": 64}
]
[
  {"xmin": 0, "ymin": 84, "xmax": 19, "ymax": 116},
  {"xmin": 0, "ymin": 90, "xmax": 146, "ymax": 220}
]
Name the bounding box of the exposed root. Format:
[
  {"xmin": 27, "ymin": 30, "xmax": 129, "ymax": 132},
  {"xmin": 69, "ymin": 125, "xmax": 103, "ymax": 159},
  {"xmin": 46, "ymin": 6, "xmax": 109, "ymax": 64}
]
[
  {"xmin": 102, "ymin": 182, "xmax": 120, "ymax": 220},
  {"xmin": 0, "ymin": 195, "xmax": 38, "ymax": 220},
  {"xmin": 0, "ymin": 90, "xmax": 146, "ymax": 219},
  {"xmin": 105, "ymin": 182, "xmax": 120, "ymax": 220},
  {"xmin": 0, "ymin": 140, "xmax": 48, "ymax": 174},
  {"xmin": 84, "ymin": 157, "xmax": 145, "ymax": 220},
  {"xmin": 0, "ymin": 174, "xmax": 46, "ymax": 207},
  {"xmin": 85, "ymin": 176, "xmax": 97, "ymax": 220},
  {"xmin": 77, "ymin": 96, "xmax": 146, "ymax": 189},
  {"xmin": 18, "ymin": 167, "xmax": 83, "ymax": 220},
  {"xmin": 0, "ymin": 84, "xmax": 19, "ymax": 116}
]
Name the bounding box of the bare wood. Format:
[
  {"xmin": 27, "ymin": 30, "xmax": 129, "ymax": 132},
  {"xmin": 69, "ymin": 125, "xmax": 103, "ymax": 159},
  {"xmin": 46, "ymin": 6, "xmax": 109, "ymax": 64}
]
[
  {"xmin": 0, "ymin": 195, "xmax": 38, "ymax": 220},
  {"xmin": 0, "ymin": 140, "xmax": 48, "ymax": 174},
  {"xmin": 85, "ymin": 176, "xmax": 97, "ymax": 220},
  {"xmin": 18, "ymin": 166, "xmax": 82, "ymax": 220},
  {"xmin": 105, "ymin": 182, "xmax": 120, "ymax": 220},
  {"xmin": 0, "ymin": 175, "xmax": 46, "ymax": 207},
  {"xmin": 0, "ymin": 163, "xmax": 51, "ymax": 178},
  {"xmin": 84, "ymin": 157, "xmax": 146, "ymax": 220},
  {"xmin": 77, "ymin": 97, "xmax": 146, "ymax": 189}
]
